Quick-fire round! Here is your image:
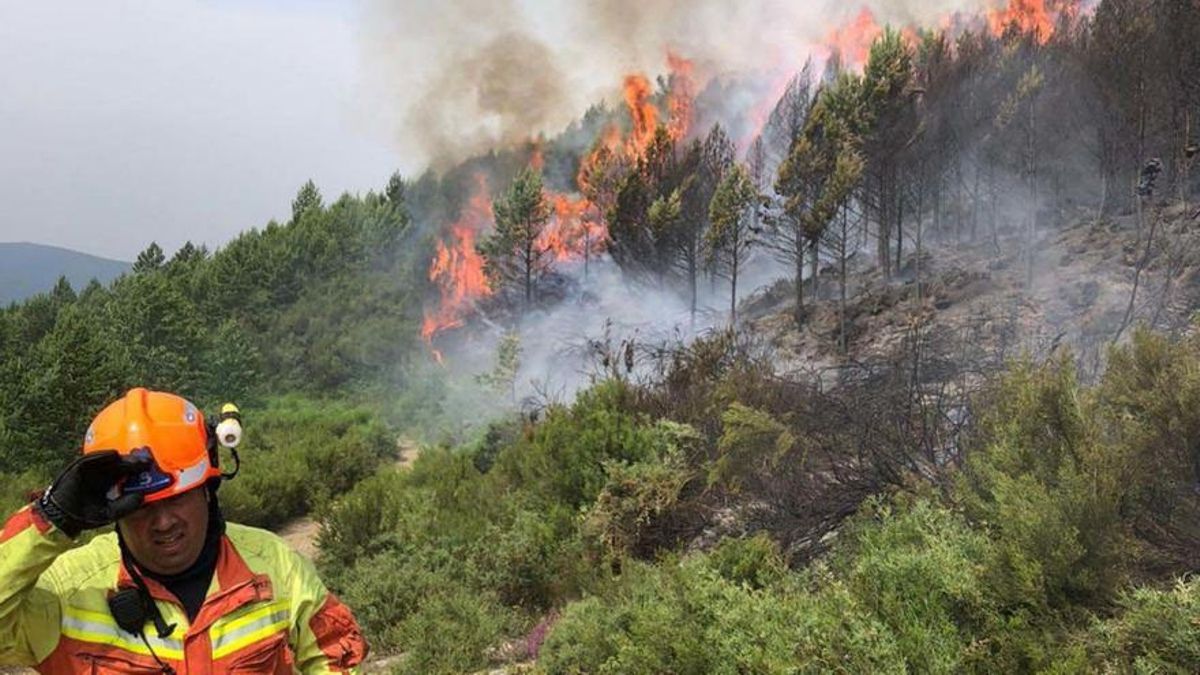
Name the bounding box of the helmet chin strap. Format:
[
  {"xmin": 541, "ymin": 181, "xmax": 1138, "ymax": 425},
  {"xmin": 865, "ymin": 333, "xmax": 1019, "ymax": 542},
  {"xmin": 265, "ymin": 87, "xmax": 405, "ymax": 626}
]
[
  {"xmin": 113, "ymin": 530, "xmax": 178, "ymax": 640},
  {"xmin": 110, "ymin": 487, "xmax": 225, "ymax": 644}
]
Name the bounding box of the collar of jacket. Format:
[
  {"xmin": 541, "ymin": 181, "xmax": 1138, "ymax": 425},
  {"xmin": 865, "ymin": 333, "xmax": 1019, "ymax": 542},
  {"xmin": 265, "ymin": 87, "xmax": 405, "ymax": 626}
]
[{"xmin": 115, "ymin": 533, "xmax": 275, "ymax": 638}]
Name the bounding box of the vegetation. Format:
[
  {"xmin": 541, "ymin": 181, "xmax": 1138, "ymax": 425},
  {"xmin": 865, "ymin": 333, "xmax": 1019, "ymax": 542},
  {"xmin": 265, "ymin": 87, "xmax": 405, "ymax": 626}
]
[
  {"xmin": 311, "ymin": 329, "xmax": 1200, "ymax": 672},
  {"xmin": 0, "ymin": 180, "xmax": 414, "ymax": 523},
  {"xmin": 4, "ymin": 1, "xmax": 1200, "ymax": 672}
]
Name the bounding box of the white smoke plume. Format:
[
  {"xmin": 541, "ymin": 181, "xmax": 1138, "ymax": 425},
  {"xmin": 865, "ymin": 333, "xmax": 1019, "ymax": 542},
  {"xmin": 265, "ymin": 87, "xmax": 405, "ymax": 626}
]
[{"xmin": 359, "ymin": 0, "xmax": 1000, "ymax": 170}]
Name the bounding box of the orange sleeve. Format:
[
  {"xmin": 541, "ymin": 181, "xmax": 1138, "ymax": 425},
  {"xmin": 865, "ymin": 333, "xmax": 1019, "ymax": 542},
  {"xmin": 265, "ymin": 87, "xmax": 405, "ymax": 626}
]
[
  {"xmin": 285, "ymin": 547, "xmax": 368, "ymax": 674},
  {"xmin": 307, "ymin": 593, "xmax": 368, "ymax": 673},
  {"xmin": 0, "ymin": 505, "xmax": 70, "ymax": 667}
]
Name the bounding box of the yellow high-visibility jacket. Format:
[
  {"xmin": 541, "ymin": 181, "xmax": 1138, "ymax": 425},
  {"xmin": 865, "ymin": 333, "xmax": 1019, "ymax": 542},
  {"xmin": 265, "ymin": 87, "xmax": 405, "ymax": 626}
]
[{"xmin": 0, "ymin": 504, "xmax": 368, "ymax": 673}]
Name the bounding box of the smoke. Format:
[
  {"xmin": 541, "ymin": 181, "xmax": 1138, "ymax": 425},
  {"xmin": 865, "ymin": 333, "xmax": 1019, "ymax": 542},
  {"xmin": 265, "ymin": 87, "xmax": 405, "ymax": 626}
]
[
  {"xmin": 360, "ymin": 0, "xmax": 1000, "ymax": 170},
  {"xmin": 366, "ymin": 0, "xmax": 1126, "ymax": 429},
  {"xmin": 435, "ymin": 251, "xmax": 788, "ymax": 418}
]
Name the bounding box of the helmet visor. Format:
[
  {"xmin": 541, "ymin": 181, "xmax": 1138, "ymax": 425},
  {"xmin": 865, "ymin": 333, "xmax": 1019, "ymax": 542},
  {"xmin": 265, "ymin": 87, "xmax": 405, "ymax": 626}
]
[{"xmin": 119, "ymin": 448, "xmax": 175, "ymax": 497}]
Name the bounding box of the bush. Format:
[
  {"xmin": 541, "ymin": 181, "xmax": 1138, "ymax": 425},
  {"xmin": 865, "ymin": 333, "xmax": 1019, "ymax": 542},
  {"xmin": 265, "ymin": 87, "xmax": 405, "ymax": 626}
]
[
  {"xmin": 707, "ymin": 532, "xmax": 787, "ymax": 590},
  {"xmin": 339, "ymin": 545, "xmax": 472, "ymax": 651},
  {"xmin": 581, "ymin": 450, "xmax": 692, "ymax": 560},
  {"xmin": 471, "ymin": 501, "xmax": 590, "ymax": 609},
  {"xmin": 1087, "ymin": 578, "xmax": 1200, "ymax": 672},
  {"xmin": 1096, "ymin": 329, "xmax": 1200, "ymax": 575},
  {"xmin": 956, "ymin": 358, "xmax": 1128, "ymax": 612},
  {"xmin": 493, "ymin": 380, "xmax": 666, "ymax": 509},
  {"xmin": 536, "ymin": 554, "xmax": 902, "ymax": 674},
  {"xmin": 391, "ymin": 586, "xmax": 517, "ymax": 675},
  {"xmin": 219, "ymin": 395, "xmax": 393, "ymax": 529},
  {"xmin": 833, "ymin": 498, "xmax": 994, "ymax": 672},
  {"xmin": 315, "ymin": 469, "xmax": 419, "ymax": 587},
  {"xmin": 708, "ymin": 403, "xmax": 795, "ymax": 491}
]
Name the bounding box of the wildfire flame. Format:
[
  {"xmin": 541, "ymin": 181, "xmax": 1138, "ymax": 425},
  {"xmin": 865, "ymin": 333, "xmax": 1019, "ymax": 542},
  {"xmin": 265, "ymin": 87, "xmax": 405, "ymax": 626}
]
[
  {"xmin": 988, "ymin": 0, "xmax": 1056, "ymax": 43},
  {"xmin": 415, "ymin": 1, "xmax": 1103, "ymax": 365},
  {"xmin": 622, "ymin": 74, "xmax": 659, "ymax": 156},
  {"xmin": 824, "ymin": 7, "xmax": 884, "ymax": 68},
  {"xmin": 666, "ymin": 52, "xmax": 695, "ymax": 144},
  {"xmin": 421, "ymin": 175, "xmax": 494, "ymax": 354},
  {"xmin": 536, "ymin": 194, "xmax": 608, "ymax": 262}
]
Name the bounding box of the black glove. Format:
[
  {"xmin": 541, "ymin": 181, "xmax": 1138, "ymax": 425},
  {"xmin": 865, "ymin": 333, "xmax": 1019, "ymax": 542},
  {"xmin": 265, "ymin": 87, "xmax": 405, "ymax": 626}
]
[{"xmin": 36, "ymin": 451, "xmax": 150, "ymax": 538}]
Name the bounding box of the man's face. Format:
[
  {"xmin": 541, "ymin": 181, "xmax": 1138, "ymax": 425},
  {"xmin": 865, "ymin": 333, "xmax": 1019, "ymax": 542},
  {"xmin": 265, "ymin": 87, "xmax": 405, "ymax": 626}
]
[{"xmin": 117, "ymin": 488, "xmax": 209, "ymax": 575}]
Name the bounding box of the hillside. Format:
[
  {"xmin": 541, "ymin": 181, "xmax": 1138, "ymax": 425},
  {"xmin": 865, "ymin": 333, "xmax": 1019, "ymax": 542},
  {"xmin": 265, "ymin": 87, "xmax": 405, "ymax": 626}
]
[
  {"xmin": 3, "ymin": 0, "xmax": 1200, "ymax": 672},
  {"xmin": 0, "ymin": 242, "xmax": 129, "ymax": 305},
  {"xmin": 749, "ymin": 202, "xmax": 1200, "ymax": 380}
]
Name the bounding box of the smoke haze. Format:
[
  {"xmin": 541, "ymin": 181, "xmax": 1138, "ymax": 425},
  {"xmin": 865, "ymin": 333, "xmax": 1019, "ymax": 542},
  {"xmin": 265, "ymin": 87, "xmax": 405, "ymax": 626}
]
[{"xmin": 361, "ymin": 0, "xmax": 1001, "ymax": 170}]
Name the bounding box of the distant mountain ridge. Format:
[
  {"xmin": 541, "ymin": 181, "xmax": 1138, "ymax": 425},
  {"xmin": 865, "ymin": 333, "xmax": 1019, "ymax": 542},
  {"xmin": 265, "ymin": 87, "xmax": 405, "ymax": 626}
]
[{"xmin": 0, "ymin": 242, "xmax": 130, "ymax": 305}]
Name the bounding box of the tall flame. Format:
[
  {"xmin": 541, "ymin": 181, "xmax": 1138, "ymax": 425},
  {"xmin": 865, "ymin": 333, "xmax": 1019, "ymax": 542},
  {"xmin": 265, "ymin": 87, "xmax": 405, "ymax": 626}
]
[
  {"xmin": 666, "ymin": 52, "xmax": 695, "ymax": 144},
  {"xmin": 421, "ymin": 175, "xmax": 494, "ymax": 350},
  {"xmin": 536, "ymin": 194, "xmax": 607, "ymax": 262},
  {"xmin": 988, "ymin": 0, "xmax": 1054, "ymax": 43},
  {"xmin": 824, "ymin": 7, "xmax": 884, "ymax": 68},
  {"xmin": 622, "ymin": 74, "xmax": 659, "ymax": 156},
  {"xmin": 421, "ymin": 53, "xmax": 699, "ymax": 354}
]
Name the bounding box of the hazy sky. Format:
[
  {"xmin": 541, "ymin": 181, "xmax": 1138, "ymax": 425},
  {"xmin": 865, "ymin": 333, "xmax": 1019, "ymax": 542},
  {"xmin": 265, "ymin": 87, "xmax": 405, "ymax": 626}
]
[
  {"xmin": 0, "ymin": 0, "xmax": 405, "ymax": 261},
  {"xmin": 0, "ymin": 0, "xmax": 995, "ymax": 262}
]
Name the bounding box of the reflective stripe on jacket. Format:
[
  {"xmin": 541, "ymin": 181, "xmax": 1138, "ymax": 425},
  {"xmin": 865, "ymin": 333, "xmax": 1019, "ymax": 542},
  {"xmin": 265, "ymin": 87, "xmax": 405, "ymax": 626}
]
[{"xmin": 0, "ymin": 505, "xmax": 368, "ymax": 673}]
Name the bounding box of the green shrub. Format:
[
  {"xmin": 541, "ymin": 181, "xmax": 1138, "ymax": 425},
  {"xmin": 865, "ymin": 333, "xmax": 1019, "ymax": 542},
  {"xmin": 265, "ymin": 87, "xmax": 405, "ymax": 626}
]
[
  {"xmin": 1087, "ymin": 578, "xmax": 1200, "ymax": 672},
  {"xmin": 536, "ymin": 555, "xmax": 902, "ymax": 675},
  {"xmin": 581, "ymin": 450, "xmax": 692, "ymax": 560},
  {"xmin": 956, "ymin": 358, "xmax": 1128, "ymax": 612},
  {"xmin": 493, "ymin": 380, "xmax": 666, "ymax": 509},
  {"xmin": 391, "ymin": 586, "xmax": 517, "ymax": 675},
  {"xmin": 471, "ymin": 501, "xmax": 589, "ymax": 610},
  {"xmin": 315, "ymin": 469, "xmax": 419, "ymax": 587},
  {"xmin": 708, "ymin": 403, "xmax": 795, "ymax": 491},
  {"xmin": 340, "ymin": 545, "xmax": 472, "ymax": 651},
  {"xmin": 834, "ymin": 498, "xmax": 993, "ymax": 672},
  {"xmin": 219, "ymin": 395, "xmax": 393, "ymax": 529},
  {"xmin": 707, "ymin": 532, "xmax": 787, "ymax": 590},
  {"xmin": 1096, "ymin": 329, "xmax": 1200, "ymax": 574}
]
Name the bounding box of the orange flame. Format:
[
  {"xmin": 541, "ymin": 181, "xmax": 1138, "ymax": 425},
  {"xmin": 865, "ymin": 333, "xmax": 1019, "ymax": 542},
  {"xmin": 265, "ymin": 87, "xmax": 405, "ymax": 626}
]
[
  {"xmin": 666, "ymin": 52, "xmax": 695, "ymax": 144},
  {"xmin": 988, "ymin": 0, "xmax": 1053, "ymax": 43},
  {"xmin": 618, "ymin": 54, "xmax": 696, "ymax": 157},
  {"xmin": 988, "ymin": 0, "xmax": 1084, "ymax": 43},
  {"xmin": 529, "ymin": 141, "xmax": 545, "ymax": 173},
  {"xmin": 622, "ymin": 74, "xmax": 658, "ymax": 156},
  {"xmin": 824, "ymin": 7, "xmax": 883, "ymax": 69},
  {"xmin": 535, "ymin": 194, "xmax": 609, "ymax": 262},
  {"xmin": 421, "ymin": 175, "xmax": 495, "ymax": 346},
  {"xmin": 422, "ymin": 54, "xmax": 699, "ymax": 352}
]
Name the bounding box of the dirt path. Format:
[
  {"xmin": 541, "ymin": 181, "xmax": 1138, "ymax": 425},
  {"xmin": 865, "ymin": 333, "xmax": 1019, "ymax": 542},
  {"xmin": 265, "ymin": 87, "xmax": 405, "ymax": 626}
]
[
  {"xmin": 277, "ymin": 437, "xmax": 420, "ymax": 560},
  {"xmin": 278, "ymin": 517, "xmax": 322, "ymax": 559}
]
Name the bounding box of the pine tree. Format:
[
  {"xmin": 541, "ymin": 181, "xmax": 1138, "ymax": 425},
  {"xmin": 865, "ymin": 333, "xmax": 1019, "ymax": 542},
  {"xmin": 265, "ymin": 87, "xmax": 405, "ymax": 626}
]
[
  {"xmin": 385, "ymin": 171, "xmax": 406, "ymax": 206},
  {"xmin": 291, "ymin": 180, "xmax": 324, "ymax": 224},
  {"xmin": 133, "ymin": 242, "xmax": 165, "ymax": 274},
  {"xmin": 861, "ymin": 29, "xmax": 915, "ymax": 278},
  {"xmin": 480, "ymin": 168, "xmax": 552, "ymax": 308},
  {"xmin": 707, "ymin": 164, "xmax": 759, "ymax": 325}
]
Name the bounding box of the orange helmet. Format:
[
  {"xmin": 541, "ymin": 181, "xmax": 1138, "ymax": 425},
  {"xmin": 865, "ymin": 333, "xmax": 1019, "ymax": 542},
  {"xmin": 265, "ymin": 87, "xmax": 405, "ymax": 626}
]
[{"xmin": 83, "ymin": 388, "xmax": 220, "ymax": 504}]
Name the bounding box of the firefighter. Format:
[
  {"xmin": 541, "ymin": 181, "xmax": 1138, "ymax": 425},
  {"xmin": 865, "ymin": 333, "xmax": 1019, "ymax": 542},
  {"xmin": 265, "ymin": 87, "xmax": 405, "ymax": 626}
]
[{"xmin": 0, "ymin": 388, "xmax": 368, "ymax": 673}]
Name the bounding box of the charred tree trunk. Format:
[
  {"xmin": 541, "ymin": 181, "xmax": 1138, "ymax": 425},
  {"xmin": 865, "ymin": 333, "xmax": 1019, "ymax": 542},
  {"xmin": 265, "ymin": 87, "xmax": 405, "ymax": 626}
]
[
  {"xmin": 839, "ymin": 202, "xmax": 850, "ymax": 354},
  {"xmin": 794, "ymin": 245, "xmax": 805, "ymax": 327},
  {"xmin": 810, "ymin": 238, "xmax": 819, "ymax": 302},
  {"xmin": 688, "ymin": 252, "xmax": 697, "ymax": 327},
  {"xmin": 1113, "ymin": 200, "xmax": 1159, "ymax": 344},
  {"xmin": 730, "ymin": 254, "xmax": 739, "ymax": 327},
  {"xmin": 524, "ymin": 240, "xmax": 534, "ymax": 308}
]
